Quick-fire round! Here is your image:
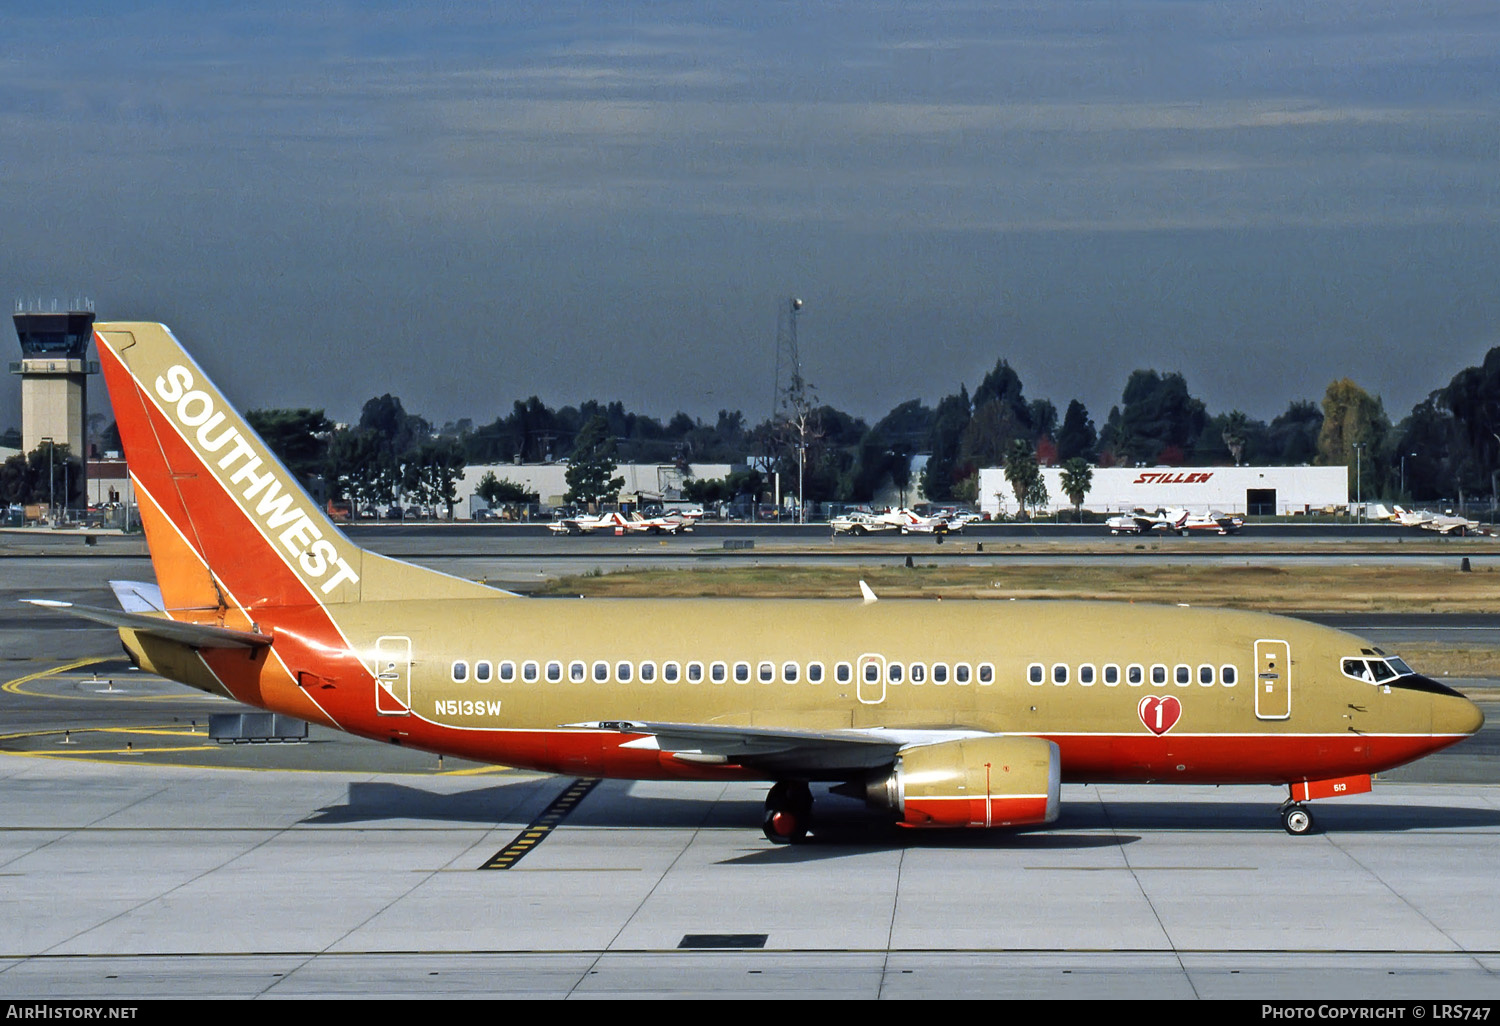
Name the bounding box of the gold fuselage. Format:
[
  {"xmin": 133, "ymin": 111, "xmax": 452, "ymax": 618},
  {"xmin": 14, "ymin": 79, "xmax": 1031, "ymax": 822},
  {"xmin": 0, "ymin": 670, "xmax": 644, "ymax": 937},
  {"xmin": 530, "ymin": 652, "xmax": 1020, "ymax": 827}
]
[{"xmin": 157, "ymin": 595, "xmax": 1479, "ymax": 785}]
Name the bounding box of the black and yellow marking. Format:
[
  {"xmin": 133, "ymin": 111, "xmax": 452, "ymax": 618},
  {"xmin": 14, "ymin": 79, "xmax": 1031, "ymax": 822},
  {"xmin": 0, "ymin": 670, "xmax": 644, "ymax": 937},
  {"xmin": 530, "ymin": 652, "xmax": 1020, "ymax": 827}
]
[{"xmin": 479, "ymin": 777, "xmax": 599, "ymax": 870}]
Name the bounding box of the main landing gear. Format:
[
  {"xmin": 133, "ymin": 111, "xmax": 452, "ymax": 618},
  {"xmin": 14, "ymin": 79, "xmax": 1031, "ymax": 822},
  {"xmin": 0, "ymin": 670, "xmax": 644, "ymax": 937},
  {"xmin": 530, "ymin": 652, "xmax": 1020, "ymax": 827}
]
[
  {"xmin": 762, "ymin": 781, "xmax": 813, "ymax": 844},
  {"xmin": 1279, "ymin": 800, "xmax": 1316, "ymax": 836}
]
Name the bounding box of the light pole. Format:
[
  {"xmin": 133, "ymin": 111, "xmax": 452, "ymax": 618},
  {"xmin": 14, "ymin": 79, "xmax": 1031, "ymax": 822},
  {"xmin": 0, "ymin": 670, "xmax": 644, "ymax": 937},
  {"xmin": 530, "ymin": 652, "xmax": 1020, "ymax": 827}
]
[
  {"xmin": 42, "ymin": 436, "xmax": 54, "ymax": 525},
  {"xmin": 796, "ymin": 442, "xmax": 806, "ymax": 525},
  {"xmin": 1400, "ymin": 451, "xmax": 1416, "ymax": 501},
  {"xmin": 1353, "ymin": 442, "xmax": 1365, "ymax": 524}
]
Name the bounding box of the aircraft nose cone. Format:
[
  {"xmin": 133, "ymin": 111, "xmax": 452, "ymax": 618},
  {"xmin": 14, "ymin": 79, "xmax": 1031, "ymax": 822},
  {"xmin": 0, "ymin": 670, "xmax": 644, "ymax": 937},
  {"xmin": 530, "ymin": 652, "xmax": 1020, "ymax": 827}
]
[
  {"xmin": 1439, "ymin": 692, "xmax": 1485, "ymax": 737},
  {"xmin": 1460, "ymin": 696, "xmax": 1484, "ymax": 736}
]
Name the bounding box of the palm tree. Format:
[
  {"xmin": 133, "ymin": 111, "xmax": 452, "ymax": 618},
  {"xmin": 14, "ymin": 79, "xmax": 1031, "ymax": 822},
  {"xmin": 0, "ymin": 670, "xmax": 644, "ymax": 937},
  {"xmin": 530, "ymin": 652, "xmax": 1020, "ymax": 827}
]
[
  {"xmin": 1060, "ymin": 457, "xmax": 1093, "ymax": 522},
  {"xmin": 1004, "ymin": 439, "xmax": 1041, "ymax": 519}
]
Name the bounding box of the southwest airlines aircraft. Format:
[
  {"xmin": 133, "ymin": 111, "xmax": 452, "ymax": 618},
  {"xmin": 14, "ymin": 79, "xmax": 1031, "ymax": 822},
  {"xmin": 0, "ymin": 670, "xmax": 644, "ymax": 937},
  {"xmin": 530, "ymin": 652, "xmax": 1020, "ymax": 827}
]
[{"xmin": 36, "ymin": 323, "xmax": 1484, "ymax": 843}]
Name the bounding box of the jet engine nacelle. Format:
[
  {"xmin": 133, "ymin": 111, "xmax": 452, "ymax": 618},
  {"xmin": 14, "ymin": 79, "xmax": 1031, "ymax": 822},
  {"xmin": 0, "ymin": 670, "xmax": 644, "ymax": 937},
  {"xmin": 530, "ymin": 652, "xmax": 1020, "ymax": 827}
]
[{"xmin": 866, "ymin": 736, "xmax": 1061, "ymax": 828}]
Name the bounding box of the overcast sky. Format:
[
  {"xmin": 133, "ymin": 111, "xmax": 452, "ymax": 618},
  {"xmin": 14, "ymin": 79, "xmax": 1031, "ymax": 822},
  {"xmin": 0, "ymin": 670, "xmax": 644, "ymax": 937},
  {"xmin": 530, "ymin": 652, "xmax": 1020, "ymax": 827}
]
[{"xmin": 3, "ymin": 1, "xmax": 1498, "ymax": 438}]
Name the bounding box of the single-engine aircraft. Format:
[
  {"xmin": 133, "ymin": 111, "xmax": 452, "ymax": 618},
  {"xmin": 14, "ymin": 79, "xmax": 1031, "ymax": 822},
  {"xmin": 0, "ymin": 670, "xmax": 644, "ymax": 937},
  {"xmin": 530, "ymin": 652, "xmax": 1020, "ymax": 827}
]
[
  {"xmin": 1170, "ymin": 509, "xmax": 1246, "ymax": 536},
  {"xmin": 547, "ymin": 510, "xmax": 627, "ymax": 535},
  {"xmin": 829, "ymin": 511, "xmax": 900, "ymax": 536},
  {"xmin": 891, "ymin": 508, "xmax": 960, "ymax": 535},
  {"xmin": 1105, "ymin": 508, "xmax": 1173, "ymax": 535},
  {"xmin": 1387, "ymin": 505, "xmax": 1486, "ymax": 536},
  {"xmin": 32, "ymin": 323, "xmax": 1484, "ymax": 843}
]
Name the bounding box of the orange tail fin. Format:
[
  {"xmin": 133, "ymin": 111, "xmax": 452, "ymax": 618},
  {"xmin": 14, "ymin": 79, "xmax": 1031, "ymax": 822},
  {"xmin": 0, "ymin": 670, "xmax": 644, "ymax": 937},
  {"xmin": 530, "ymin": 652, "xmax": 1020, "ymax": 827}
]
[{"xmin": 94, "ymin": 322, "xmax": 506, "ymax": 614}]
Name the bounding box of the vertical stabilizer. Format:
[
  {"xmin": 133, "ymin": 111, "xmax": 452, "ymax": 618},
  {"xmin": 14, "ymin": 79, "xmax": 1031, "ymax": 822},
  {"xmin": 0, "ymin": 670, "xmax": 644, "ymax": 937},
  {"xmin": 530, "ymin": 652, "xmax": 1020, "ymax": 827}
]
[{"xmin": 95, "ymin": 322, "xmax": 504, "ymax": 612}]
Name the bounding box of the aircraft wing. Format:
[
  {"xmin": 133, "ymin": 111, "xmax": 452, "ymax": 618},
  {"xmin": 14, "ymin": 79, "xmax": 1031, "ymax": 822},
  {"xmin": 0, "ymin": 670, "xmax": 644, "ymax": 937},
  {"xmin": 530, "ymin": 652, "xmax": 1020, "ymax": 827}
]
[
  {"xmin": 24, "ymin": 599, "xmax": 273, "ymax": 650},
  {"xmin": 1421, "ymin": 517, "xmax": 1479, "ymax": 534},
  {"xmin": 577, "ymin": 720, "xmax": 991, "ymax": 775}
]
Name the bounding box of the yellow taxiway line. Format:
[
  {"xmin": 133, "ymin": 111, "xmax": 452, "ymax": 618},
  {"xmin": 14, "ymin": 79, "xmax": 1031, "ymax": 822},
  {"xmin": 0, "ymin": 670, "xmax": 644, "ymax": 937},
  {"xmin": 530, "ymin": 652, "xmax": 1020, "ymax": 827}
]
[{"xmin": 1, "ymin": 657, "xmax": 107, "ymax": 695}]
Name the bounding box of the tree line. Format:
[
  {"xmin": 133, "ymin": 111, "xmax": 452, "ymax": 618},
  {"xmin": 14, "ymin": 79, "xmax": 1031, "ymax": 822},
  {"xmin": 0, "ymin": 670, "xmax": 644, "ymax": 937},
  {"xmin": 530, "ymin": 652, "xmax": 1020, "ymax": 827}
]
[{"xmin": 6, "ymin": 343, "xmax": 1499, "ymax": 510}]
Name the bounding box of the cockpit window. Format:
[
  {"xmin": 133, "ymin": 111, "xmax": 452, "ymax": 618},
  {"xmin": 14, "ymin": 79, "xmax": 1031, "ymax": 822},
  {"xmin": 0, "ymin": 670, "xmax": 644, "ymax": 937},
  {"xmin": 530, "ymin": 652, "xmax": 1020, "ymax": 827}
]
[{"xmin": 1342, "ymin": 655, "xmax": 1414, "ymax": 685}]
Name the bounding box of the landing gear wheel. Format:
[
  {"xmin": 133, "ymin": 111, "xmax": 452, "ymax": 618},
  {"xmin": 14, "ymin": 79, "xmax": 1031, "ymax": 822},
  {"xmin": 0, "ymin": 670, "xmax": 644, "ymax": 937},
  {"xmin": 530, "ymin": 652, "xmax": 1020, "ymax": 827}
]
[
  {"xmin": 762, "ymin": 781, "xmax": 813, "ymax": 844},
  {"xmin": 1282, "ymin": 803, "xmax": 1315, "ymax": 835}
]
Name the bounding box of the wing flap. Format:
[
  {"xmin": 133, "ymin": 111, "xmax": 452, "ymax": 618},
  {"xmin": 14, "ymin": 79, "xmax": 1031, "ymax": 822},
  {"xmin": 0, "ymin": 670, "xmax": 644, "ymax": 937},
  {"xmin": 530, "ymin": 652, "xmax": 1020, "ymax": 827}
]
[{"xmin": 574, "ymin": 721, "xmax": 990, "ymax": 776}]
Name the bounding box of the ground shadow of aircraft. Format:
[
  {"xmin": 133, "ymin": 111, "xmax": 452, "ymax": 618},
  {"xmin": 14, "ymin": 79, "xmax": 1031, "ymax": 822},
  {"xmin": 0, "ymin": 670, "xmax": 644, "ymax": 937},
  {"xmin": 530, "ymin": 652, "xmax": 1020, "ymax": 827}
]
[
  {"xmin": 303, "ymin": 779, "xmax": 564, "ymax": 825},
  {"xmin": 302, "ymin": 779, "xmax": 1500, "ymax": 857}
]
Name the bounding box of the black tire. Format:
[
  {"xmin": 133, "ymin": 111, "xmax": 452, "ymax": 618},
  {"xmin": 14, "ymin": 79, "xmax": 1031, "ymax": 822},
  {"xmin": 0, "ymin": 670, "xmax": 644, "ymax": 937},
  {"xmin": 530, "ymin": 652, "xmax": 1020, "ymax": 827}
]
[{"xmin": 1282, "ymin": 804, "xmax": 1315, "ymax": 835}]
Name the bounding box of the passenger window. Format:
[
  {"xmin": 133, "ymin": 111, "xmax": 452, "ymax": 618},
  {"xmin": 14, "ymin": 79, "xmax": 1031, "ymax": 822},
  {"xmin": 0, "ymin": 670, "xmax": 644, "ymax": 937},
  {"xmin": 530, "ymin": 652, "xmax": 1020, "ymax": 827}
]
[
  {"xmin": 569, "ymin": 660, "xmax": 586, "ymax": 683},
  {"xmin": 1127, "ymin": 664, "xmax": 1143, "ymax": 686},
  {"xmin": 807, "ymin": 662, "xmax": 824, "ymax": 683},
  {"xmin": 1175, "ymin": 664, "xmax": 1191, "ymax": 686},
  {"xmin": 1052, "ymin": 663, "xmax": 1068, "ymax": 685},
  {"xmin": 978, "ymin": 663, "xmax": 994, "ymax": 685},
  {"xmin": 782, "ymin": 661, "xmax": 799, "ymax": 683},
  {"xmin": 593, "ymin": 661, "xmax": 609, "ymax": 683},
  {"xmin": 616, "ymin": 661, "xmax": 633, "ymax": 683},
  {"xmin": 475, "ymin": 661, "xmax": 492, "ymax": 683},
  {"xmin": 1221, "ymin": 664, "xmax": 1237, "ymax": 687},
  {"xmin": 1198, "ymin": 664, "xmax": 1214, "ymax": 686},
  {"xmin": 711, "ymin": 662, "xmax": 727, "ymax": 683},
  {"xmin": 1151, "ymin": 664, "xmax": 1167, "ymax": 686},
  {"xmin": 835, "ymin": 662, "xmax": 852, "ymax": 684},
  {"xmin": 687, "ymin": 661, "xmax": 703, "ymax": 683},
  {"xmin": 933, "ymin": 663, "xmax": 949, "ymax": 684},
  {"xmin": 639, "ymin": 661, "xmax": 656, "ymax": 683},
  {"xmin": 1103, "ymin": 664, "xmax": 1119, "ymax": 686},
  {"xmin": 889, "ymin": 662, "xmax": 904, "ymax": 684},
  {"xmin": 1079, "ymin": 664, "xmax": 1095, "ymax": 686},
  {"xmin": 499, "ymin": 660, "xmax": 516, "ymax": 683},
  {"xmin": 451, "ymin": 661, "xmax": 469, "ymax": 683},
  {"xmin": 545, "ymin": 661, "xmax": 562, "ymax": 683},
  {"xmin": 1028, "ymin": 663, "xmax": 1044, "ymax": 685},
  {"xmin": 664, "ymin": 661, "xmax": 681, "ymax": 683},
  {"xmin": 759, "ymin": 661, "xmax": 775, "ymax": 683},
  {"xmin": 955, "ymin": 663, "xmax": 971, "ymax": 685},
  {"xmin": 522, "ymin": 661, "xmax": 539, "ymax": 683},
  {"xmin": 733, "ymin": 662, "xmax": 749, "ymax": 683},
  {"xmin": 909, "ymin": 662, "xmax": 926, "ymax": 684},
  {"xmin": 864, "ymin": 662, "xmax": 879, "ymax": 683}
]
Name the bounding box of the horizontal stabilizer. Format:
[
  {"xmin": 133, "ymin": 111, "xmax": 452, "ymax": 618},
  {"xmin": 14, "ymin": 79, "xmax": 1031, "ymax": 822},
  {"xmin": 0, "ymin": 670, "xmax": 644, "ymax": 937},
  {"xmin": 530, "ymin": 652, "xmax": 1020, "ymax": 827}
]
[
  {"xmin": 108, "ymin": 580, "xmax": 166, "ymax": 613},
  {"xmin": 23, "ymin": 599, "xmax": 272, "ymax": 650}
]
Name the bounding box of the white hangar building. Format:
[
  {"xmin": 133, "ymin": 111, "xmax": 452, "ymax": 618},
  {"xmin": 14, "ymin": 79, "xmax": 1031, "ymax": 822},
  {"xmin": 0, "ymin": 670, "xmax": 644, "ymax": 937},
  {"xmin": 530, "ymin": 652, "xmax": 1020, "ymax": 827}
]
[{"xmin": 976, "ymin": 465, "xmax": 1349, "ymax": 518}]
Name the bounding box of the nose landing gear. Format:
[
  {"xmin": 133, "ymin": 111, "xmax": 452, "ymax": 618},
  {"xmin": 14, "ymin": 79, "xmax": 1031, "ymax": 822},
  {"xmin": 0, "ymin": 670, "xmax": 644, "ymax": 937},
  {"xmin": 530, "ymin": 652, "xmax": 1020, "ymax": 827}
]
[{"xmin": 1280, "ymin": 800, "xmax": 1316, "ymax": 836}]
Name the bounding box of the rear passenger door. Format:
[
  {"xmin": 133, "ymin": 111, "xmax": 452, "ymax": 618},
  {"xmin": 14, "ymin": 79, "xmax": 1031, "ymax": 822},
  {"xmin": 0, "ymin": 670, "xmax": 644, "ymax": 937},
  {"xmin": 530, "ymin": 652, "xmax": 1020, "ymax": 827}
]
[{"xmin": 1254, "ymin": 639, "xmax": 1291, "ymax": 720}]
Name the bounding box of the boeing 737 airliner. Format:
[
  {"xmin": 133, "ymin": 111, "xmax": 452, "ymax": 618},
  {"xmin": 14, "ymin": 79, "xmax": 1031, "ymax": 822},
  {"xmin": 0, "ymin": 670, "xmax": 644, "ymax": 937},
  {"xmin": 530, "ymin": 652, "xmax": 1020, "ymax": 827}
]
[{"xmin": 32, "ymin": 323, "xmax": 1484, "ymax": 842}]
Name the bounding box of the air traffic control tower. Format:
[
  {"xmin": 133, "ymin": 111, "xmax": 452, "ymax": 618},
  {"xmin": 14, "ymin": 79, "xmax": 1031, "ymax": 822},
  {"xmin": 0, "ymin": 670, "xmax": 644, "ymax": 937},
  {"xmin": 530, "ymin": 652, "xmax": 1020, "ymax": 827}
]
[{"xmin": 10, "ymin": 306, "xmax": 98, "ymax": 457}]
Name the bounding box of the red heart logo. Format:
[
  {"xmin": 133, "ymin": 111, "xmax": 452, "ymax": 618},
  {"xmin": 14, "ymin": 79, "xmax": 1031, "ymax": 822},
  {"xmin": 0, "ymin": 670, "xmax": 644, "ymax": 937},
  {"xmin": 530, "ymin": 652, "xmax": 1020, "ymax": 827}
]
[{"xmin": 1138, "ymin": 695, "xmax": 1182, "ymax": 735}]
